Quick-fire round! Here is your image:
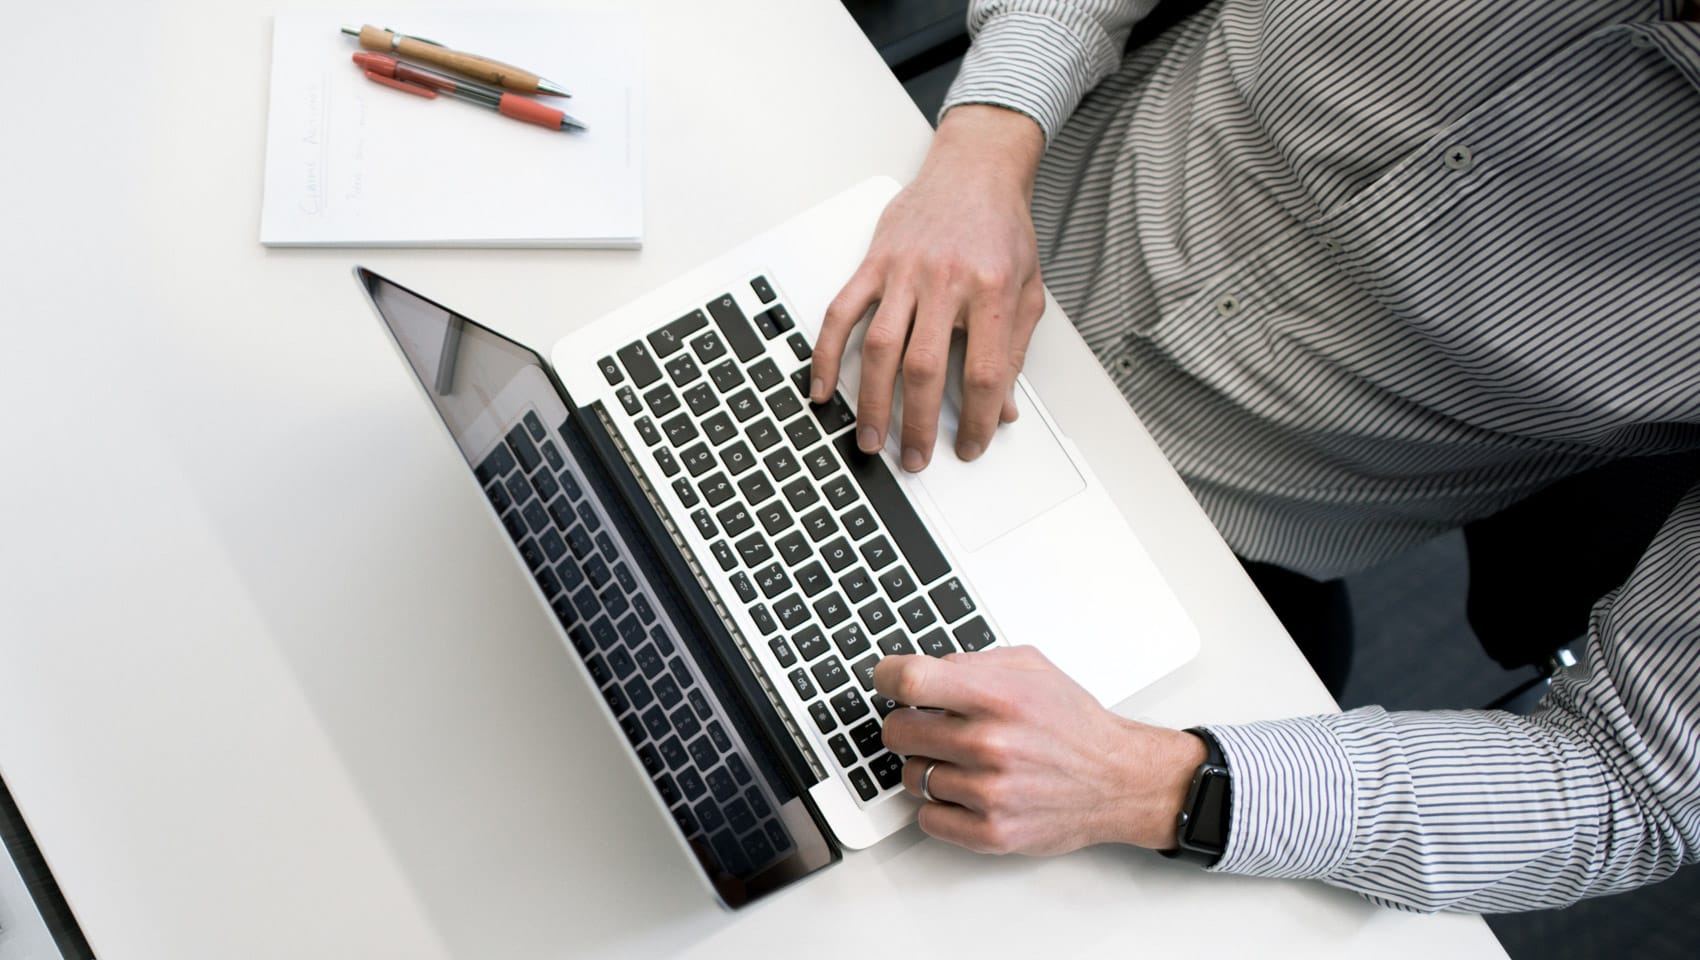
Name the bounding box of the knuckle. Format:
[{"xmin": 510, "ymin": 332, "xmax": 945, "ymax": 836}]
[
  {"xmin": 961, "ymin": 357, "xmax": 1006, "ymax": 393},
  {"xmin": 862, "ymin": 326, "xmax": 905, "ymax": 358},
  {"xmin": 971, "ymin": 265, "xmax": 1012, "ymax": 292},
  {"xmin": 891, "ymin": 666, "xmax": 928, "ymax": 707},
  {"xmin": 902, "ymin": 348, "xmax": 946, "ymax": 385}
]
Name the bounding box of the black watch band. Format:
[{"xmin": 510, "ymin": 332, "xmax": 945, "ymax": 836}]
[{"xmin": 1158, "ymin": 727, "xmax": 1231, "ymax": 867}]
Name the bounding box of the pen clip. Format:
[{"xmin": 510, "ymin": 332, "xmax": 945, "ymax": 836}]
[
  {"xmin": 383, "ymin": 26, "xmax": 446, "ymax": 48},
  {"xmin": 363, "ymin": 71, "xmax": 438, "ymax": 99}
]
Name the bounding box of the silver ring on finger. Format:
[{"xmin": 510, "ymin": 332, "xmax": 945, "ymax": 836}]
[{"xmin": 921, "ymin": 759, "xmax": 941, "ymax": 804}]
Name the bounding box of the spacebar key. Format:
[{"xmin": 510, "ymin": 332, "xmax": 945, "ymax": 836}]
[{"xmin": 832, "ymin": 434, "xmax": 950, "ymax": 583}]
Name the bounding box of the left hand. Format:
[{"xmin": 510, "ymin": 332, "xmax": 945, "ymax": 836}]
[{"xmin": 874, "ymin": 646, "xmax": 1205, "ymax": 855}]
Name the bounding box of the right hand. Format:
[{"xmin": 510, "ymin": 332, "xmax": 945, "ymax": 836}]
[{"xmin": 810, "ymin": 105, "xmax": 1047, "ymax": 472}]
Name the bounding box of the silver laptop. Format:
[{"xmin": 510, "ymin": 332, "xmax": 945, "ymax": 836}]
[{"xmin": 358, "ymin": 176, "xmax": 1197, "ymax": 908}]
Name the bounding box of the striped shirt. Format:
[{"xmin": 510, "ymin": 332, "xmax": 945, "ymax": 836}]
[{"xmin": 942, "ymin": 0, "xmax": 1700, "ymax": 912}]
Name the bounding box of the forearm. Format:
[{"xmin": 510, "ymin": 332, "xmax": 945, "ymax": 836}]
[
  {"xmin": 1208, "ymin": 485, "xmax": 1700, "ymax": 912},
  {"xmin": 945, "ymin": 0, "xmax": 1160, "ymax": 141}
]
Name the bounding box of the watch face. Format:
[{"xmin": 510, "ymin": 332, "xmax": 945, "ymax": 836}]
[{"xmin": 1187, "ymin": 766, "xmax": 1231, "ymax": 851}]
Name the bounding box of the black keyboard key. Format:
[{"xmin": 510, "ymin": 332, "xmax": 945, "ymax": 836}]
[
  {"xmin": 677, "ymin": 767, "xmax": 707, "ymax": 800},
  {"xmin": 831, "ymin": 687, "xmax": 870, "ymax": 725},
  {"xmin": 672, "ymin": 477, "xmax": 699, "ymax": 507},
  {"xmin": 691, "ymin": 329, "xmax": 728, "ymax": 364},
  {"xmin": 874, "ymin": 693, "xmax": 902, "ymax": 718},
  {"xmin": 804, "ymin": 446, "xmax": 836, "ymax": 479},
  {"xmin": 608, "ymin": 647, "xmax": 637, "ymax": 680},
  {"xmin": 523, "ymin": 500, "xmax": 551, "ymax": 534},
  {"xmin": 661, "ymin": 412, "xmax": 697, "ymax": 447},
  {"xmin": 748, "ymin": 358, "xmax": 784, "ymax": 391},
  {"xmin": 707, "ymin": 294, "xmax": 764, "ymax": 362},
  {"xmin": 769, "ymin": 636, "xmax": 797, "ymax": 669},
  {"xmin": 730, "ymin": 572, "xmax": 757, "ymax": 603},
  {"xmin": 616, "ymin": 385, "xmax": 642, "ymax": 415},
  {"xmin": 735, "ymin": 532, "xmax": 773, "ymax": 568},
  {"xmin": 665, "ymin": 353, "xmax": 702, "ymax": 387},
  {"xmin": 870, "ymin": 751, "xmax": 904, "ymax": 790},
  {"xmin": 521, "ymin": 411, "xmax": 543, "ymax": 439},
  {"xmin": 858, "ymin": 598, "xmax": 896, "ymax": 634},
  {"xmin": 833, "ymin": 623, "xmax": 872, "ymax": 660},
  {"xmin": 915, "ymin": 629, "xmax": 954, "ymax": 657},
  {"xmin": 879, "ymin": 567, "xmax": 917, "ymax": 600},
  {"xmin": 655, "ymin": 448, "xmax": 681, "ymax": 477},
  {"xmin": 781, "ymin": 477, "xmax": 820, "ymax": 511},
  {"xmin": 707, "ymin": 721, "xmax": 732, "ymax": 753},
  {"xmin": 750, "ymin": 275, "xmax": 776, "ymax": 303},
  {"xmin": 726, "ymin": 798, "xmax": 756, "ymax": 835},
  {"xmin": 659, "ymin": 735, "xmax": 689, "ymax": 770},
  {"xmin": 859, "ymin": 536, "xmax": 897, "ymax": 571},
  {"xmin": 575, "ymin": 585, "xmax": 603, "ymax": 625},
  {"xmin": 929, "ymin": 578, "xmax": 978, "ymax": 622},
  {"xmin": 637, "ymin": 742, "xmax": 663, "ymax": 775},
  {"xmin": 850, "ymin": 718, "xmax": 884, "ymax": 757},
  {"xmin": 754, "ymin": 563, "xmax": 790, "ymax": 599},
  {"xmin": 833, "ymin": 434, "xmax": 951, "ymax": 582},
  {"xmin": 586, "ymin": 652, "xmax": 613, "ymax": 686},
  {"xmin": 790, "ymin": 365, "xmax": 813, "ymax": 397},
  {"xmin": 707, "ymin": 767, "xmax": 736, "ymax": 803},
  {"xmin": 508, "ymin": 426, "xmax": 543, "ymax": 473},
  {"xmin": 485, "ymin": 480, "xmax": 513, "ymax": 514},
  {"xmin": 655, "ymin": 672, "xmax": 684, "ymax": 709},
  {"xmin": 560, "ymin": 471, "xmax": 584, "ymax": 502},
  {"xmin": 539, "ymin": 528, "xmax": 568, "ymax": 563},
  {"xmin": 800, "ymin": 506, "xmax": 837, "ymax": 542},
  {"xmin": 829, "ymin": 734, "xmax": 859, "ymax": 768},
  {"xmin": 617, "ymin": 340, "xmax": 663, "ymax": 388},
  {"xmin": 774, "ymin": 594, "xmax": 810, "ymax": 630},
  {"xmin": 787, "ymin": 332, "xmax": 812, "ymax": 361},
  {"xmin": 539, "ymin": 439, "xmax": 565, "ymax": 472},
  {"xmin": 764, "ymin": 448, "xmax": 801, "ymax": 481},
  {"xmin": 625, "ymin": 675, "xmax": 654, "ymax": 712},
  {"xmin": 535, "ymin": 566, "xmax": 562, "ymax": 598},
  {"xmin": 699, "ymin": 473, "xmax": 734, "ymax": 507},
  {"xmin": 702, "ymin": 412, "xmax": 737, "ymax": 447},
  {"xmin": 598, "ymin": 355, "xmax": 624, "ymax": 386},
  {"xmin": 750, "ymin": 604, "xmax": 778, "ymax": 635},
  {"xmin": 737, "ymin": 471, "xmax": 776, "ymax": 506},
  {"xmin": 504, "ymin": 472, "xmax": 533, "ymax": 510},
  {"xmin": 557, "ymin": 558, "xmax": 585, "ymax": 593},
  {"xmin": 716, "ymin": 503, "xmax": 754, "ymax": 538},
  {"xmin": 757, "ymin": 501, "xmax": 792, "ymax": 537},
  {"xmin": 814, "ymin": 592, "xmax": 851, "ymax": 628},
  {"xmin": 811, "ymin": 656, "xmax": 850, "ymax": 694},
  {"xmin": 754, "ymin": 304, "xmax": 794, "ymax": 339},
  {"xmin": 696, "ymin": 794, "xmax": 727, "ymax": 832},
  {"xmin": 766, "ymin": 386, "xmax": 804, "ymax": 422},
  {"xmin": 619, "ymin": 712, "xmax": 646, "ymax": 747},
  {"xmin": 745, "ymin": 418, "xmax": 783, "ymax": 452},
  {"xmin": 688, "ymin": 734, "xmax": 719, "ymax": 772},
  {"xmin": 821, "ymin": 475, "xmax": 857, "ymax": 511},
  {"xmin": 682, "ymin": 382, "xmax": 718, "ymax": 417},
  {"xmin": 710, "ymin": 539, "xmax": 737, "ymax": 571},
  {"xmin": 708, "ymin": 359, "xmax": 745, "ymax": 392},
  {"xmin": 821, "ymin": 539, "xmax": 857, "ymax": 573},
  {"xmin": 636, "ymin": 644, "xmax": 666, "ymax": 679},
  {"xmin": 681, "ymin": 444, "xmax": 715, "ymax": 477},
  {"xmin": 793, "ymin": 625, "xmax": 830, "ymax": 661},
  {"xmin": 634, "ymin": 593, "xmax": 657, "ymax": 624},
  {"xmin": 787, "ymin": 667, "xmax": 816, "ymax": 699},
  {"xmin": 519, "ymin": 537, "xmax": 547, "ymax": 572},
  {"xmin": 650, "ymin": 310, "xmax": 707, "ymax": 357},
  {"xmin": 842, "ymin": 505, "xmax": 877, "ymax": 541},
  {"xmin": 672, "ymin": 703, "xmax": 702, "ymax": 742},
  {"xmin": 848, "ymin": 768, "xmax": 878, "ymax": 801},
  {"xmin": 727, "ymin": 389, "xmax": 763, "ymax": 423},
  {"xmin": 785, "ymin": 416, "xmax": 823, "ymax": 451},
  {"xmin": 546, "ymin": 496, "xmax": 575, "ymax": 531},
  {"xmin": 644, "ymin": 383, "xmax": 681, "ymax": 418},
  {"xmin": 720, "ymin": 441, "xmax": 758, "ymax": 476},
  {"xmin": 954, "ymin": 616, "xmax": 997, "ymax": 652},
  {"xmin": 552, "ymin": 593, "xmax": 579, "ymax": 628},
  {"xmin": 774, "ymin": 531, "xmax": 812, "ymax": 566},
  {"xmin": 745, "ymin": 784, "xmax": 771, "ymax": 818},
  {"xmin": 690, "ymin": 509, "xmax": 716, "ymax": 538},
  {"xmin": 852, "ymin": 652, "xmax": 880, "ymax": 691},
  {"xmin": 810, "ymin": 393, "xmax": 856, "ymax": 434},
  {"xmin": 794, "ymin": 561, "xmax": 831, "ymax": 597},
  {"xmin": 808, "ymin": 701, "xmax": 835, "ymax": 734},
  {"xmin": 634, "ymin": 417, "xmax": 662, "ymax": 447}
]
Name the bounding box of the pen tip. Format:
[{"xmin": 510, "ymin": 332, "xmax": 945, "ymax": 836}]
[
  {"xmin": 340, "ymin": 25, "xmax": 359, "ymax": 36},
  {"xmin": 535, "ymin": 78, "xmax": 573, "ymax": 98}
]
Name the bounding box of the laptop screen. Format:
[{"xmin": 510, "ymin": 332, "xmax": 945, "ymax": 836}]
[{"xmin": 358, "ymin": 268, "xmax": 838, "ymax": 907}]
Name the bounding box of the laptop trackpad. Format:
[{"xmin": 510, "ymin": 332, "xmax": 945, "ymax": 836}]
[{"xmin": 916, "ymin": 369, "xmax": 1085, "ymax": 553}]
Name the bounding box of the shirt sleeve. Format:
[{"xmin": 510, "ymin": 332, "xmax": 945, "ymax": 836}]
[
  {"xmin": 1203, "ymin": 481, "xmax": 1700, "ymax": 913},
  {"xmin": 940, "ymin": 1, "xmax": 1160, "ymax": 141}
]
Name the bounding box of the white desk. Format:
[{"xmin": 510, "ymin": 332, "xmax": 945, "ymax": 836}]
[{"xmin": 0, "ymin": 1, "xmax": 1506, "ymax": 957}]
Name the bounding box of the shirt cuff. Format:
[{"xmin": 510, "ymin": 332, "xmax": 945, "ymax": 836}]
[
  {"xmin": 940, "ymin": 12, "xmax": 1124, "ymax": 143},
  {"xmin": 1203, "ymin": 716, "xmax": 1358, "ymax": 878}
]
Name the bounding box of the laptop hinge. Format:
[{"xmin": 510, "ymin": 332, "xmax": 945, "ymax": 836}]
[{"xmin": 584, "ymin": 404, "xmax": 829, "ymax": 787}]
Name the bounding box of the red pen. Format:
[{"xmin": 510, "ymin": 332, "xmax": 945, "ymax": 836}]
[{"xmin": 352, "ymin": 52, "xmax": 587, "ymax": 132}]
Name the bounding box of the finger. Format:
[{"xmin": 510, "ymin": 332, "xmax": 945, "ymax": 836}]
[
  {"xmin": 997, "ymin": 277, "xmax": 1045, "ymax": 426},
  {"xmin": 854, "ymin": 289, "xmax": 916, "ymax": 453},
  {"xmin": 954, "ymin": 289, "xmax": 1016, "ymax": 461},
  {"xmin": 915, "ymin": 801, "xmax": 998, "ymax": 853},
  {"xmin": 874, "ymin": 654, "xmax": 1005, "ymax": 717},
  {"xmin": 814, "ymin": 265, "xmax": 883, "ymax": 404},
  {"xmin": 901, "ymin": 756, "xmax": 976, "ymax": 808},
  {"xmin": 896, "ymin": 290, "xmax": 957, "ymax": 471},
  {"xmin": 880, "ymin": 704, "xmax": 970, "ymax": 760}
]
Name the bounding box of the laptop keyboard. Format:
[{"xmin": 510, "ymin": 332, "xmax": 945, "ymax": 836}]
[
  {"xmin": 596, "ymin": 275, "xmax": 999, "ymax": 806},
  {"xmin": 476, "ymin": 410, "xmax": 795, "ymax": 879}
]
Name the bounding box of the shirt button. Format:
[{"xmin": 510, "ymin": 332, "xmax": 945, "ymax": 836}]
[
  {"xmin": 1629, "ymin": 31, "xmax": 1653, "ymax": 49},
  {"xmin": 1117, "ymin": 355, "xmax": 1135, "ymax": 372},
  {"xmin": 1214, "ymin": 295, "xmax": 1241, "ymax": 318},
  {"xmin": 1322, "ymin": 238, "xmax": 1340, "ymax": 253},
  {"xmin": 1443, "ymin": 144, "xmax": 1474, "ymax": 172}
]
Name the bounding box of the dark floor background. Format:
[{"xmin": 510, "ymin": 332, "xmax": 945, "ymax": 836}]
[{"xmin": 841, "ymin": 2, "xmax": 1700, "ymax": 956}]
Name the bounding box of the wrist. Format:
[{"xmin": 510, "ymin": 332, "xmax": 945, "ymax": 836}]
[
  {"xmin": 928, "ymin": 104, "xmax": 1045, "ymax": 202},
  {"xmin": 1109, "ymin": 722, "xmax": 1208, "ymax": 849}
]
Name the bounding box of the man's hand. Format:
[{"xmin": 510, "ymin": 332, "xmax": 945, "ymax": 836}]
[
  {"xmin": 811, "ymin": 105, "xmax": 1048, "ymax": 473},
  {"xmin": 874, "ymin": 646, "xmax": 1205, "ymax": 855}
]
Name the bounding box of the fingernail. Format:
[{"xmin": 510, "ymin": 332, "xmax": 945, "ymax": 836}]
[
  {"xmin": 958, "ymin": 440, "xmax": 984, "ymax": 461},
  {"xmin": 811, "ymin": 377, "xmax": 825, "ymax": 401},
  {"xmin": 902, "ymin": 447, "xmax": 925, "ymax": 472},
  {"xmin": 858, "ymin": 425, "xmax": 881, "ymax": 452}
]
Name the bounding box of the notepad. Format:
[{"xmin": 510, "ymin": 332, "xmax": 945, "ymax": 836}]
[{"xmin": 261, "ymin": 11, "xmax": 642, "ymax": 247}]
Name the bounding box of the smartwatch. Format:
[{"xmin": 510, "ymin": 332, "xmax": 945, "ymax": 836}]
[{"xmin": 1159, "ymin": 727, "xmax": 1231, "ymax": 867}]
